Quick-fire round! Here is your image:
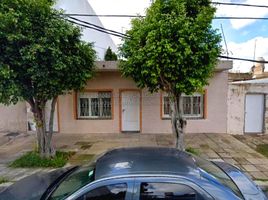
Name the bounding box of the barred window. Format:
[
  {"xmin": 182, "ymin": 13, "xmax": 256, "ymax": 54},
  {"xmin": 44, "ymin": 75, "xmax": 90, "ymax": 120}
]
[
  {"xmin": 80, "ymin": 98, "xmax": 89, "ymax": 117},
  {"xmin": 78, "ymin": 91, "xmax": 112, "ymax": 119},
  {"xmin": 183, "ymin": 96, "xmax": 192, "ymax": 115},
  {"xmin": 182, "ymin": 94, "xmax": 203, "ymax": 118},
  {"xmin": 162, "ymin": 93, "xmax": 204, "ymax": 119},
  {"xmin": 163, "ymin": 96, "xmax": 171, "ymax": 116}
]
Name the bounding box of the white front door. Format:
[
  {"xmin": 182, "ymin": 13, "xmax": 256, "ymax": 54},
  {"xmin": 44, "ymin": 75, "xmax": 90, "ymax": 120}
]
[
  {"xmin": 245, "ymin": 94, "xmax": 264, "ymax": 133},
  {"xmin": 121, "ymin": 91, "xmax": 140, "ymax": 132}
]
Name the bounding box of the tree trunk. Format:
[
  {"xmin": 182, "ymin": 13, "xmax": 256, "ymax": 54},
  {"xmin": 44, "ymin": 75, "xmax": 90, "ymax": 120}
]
[
  {"xmin": 46, "ymin": 97, "xmax": 57, "ymax": 158},
  {"xmin": 31, "ymin": 99, "xmax": 56, "ymax": 158},
  {"xmin": 170, "ymin": 93, "xmax": 187, "ymax": 150},
  {"xmin": 32, "ymin": 101, "xmax": 46, "ymax": 157}
]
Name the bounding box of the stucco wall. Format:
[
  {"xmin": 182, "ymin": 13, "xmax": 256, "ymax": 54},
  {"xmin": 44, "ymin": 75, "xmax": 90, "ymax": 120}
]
[
  {"xmin": 58, "ymin": 71, "xmax": 228, "ymax": 134},
  {"xmin": 228, "ymin": 84, "xmax": 268, "ymax": 135},
  {"xmin": 0, "ymin": 102, "xmax": 27, "ymax": 132},
  {"xmin": 58, "ymin": 72, "xmax": 136, "ymax": 134},
  {"xmin": 186, "ymin": 71, "xmax": 228, "ymax": 133},
  {"xmin": 227, "ymin": 84, "xmax": 246, "ymax": 135}
]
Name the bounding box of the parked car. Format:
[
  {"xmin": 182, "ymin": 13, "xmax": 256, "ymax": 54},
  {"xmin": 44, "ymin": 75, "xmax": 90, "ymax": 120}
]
[{"xmin": 0, "ymin": 147, "xmax": 267, "ymax": 200}]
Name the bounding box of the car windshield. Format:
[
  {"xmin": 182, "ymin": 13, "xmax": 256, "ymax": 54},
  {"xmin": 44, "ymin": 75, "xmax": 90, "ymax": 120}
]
[
  {"xmin": 194, "ymin": 156, "xmax": 243, "ymax": 199},
  {"xmin": 49, "ymin": 164, "xmax": 95, "ymax": 200}
]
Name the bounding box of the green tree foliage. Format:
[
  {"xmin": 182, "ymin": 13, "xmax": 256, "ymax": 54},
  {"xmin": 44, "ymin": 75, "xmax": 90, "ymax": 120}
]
[
  {"xmin": 120, "ymin": 0, "xmax": 221, "ymax": 149},
  {"xmin": 104, "ymin": 46, "xmax": 118, "ymax": 61},
  {"xmin": 0, "ymin": 0, "xmax": 96, "ymax": 157}
]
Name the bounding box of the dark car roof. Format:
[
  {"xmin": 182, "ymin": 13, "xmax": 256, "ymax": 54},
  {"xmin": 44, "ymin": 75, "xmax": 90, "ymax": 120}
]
[{"xmin": 95, "ymin": 147, "xmax": 200, "ymax": 180}]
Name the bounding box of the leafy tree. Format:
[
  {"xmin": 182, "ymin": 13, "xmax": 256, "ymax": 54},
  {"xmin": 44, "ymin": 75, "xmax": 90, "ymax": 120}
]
[
  {"xmin": 104, "ymin": 46, "xmax": 118, "ymax": 61},
  {"xmin": 0, "ymin": 0, "xmax": 96, "ymax": 157},
  {"xmin": 120, "ymin": 0, "xmax": 221, "ymax": 150}
]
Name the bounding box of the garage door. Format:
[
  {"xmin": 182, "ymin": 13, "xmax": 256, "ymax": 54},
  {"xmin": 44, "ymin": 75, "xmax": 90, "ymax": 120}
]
[{"xmin": 245, "ymin": 94, "xmax": 264, "ymax": 133}]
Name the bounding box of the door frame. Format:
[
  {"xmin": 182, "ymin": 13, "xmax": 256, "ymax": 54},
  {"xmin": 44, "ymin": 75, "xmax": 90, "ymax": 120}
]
[
  {"xmin": 244, "ymin": 93, "xmax": 265, "ymax": 134},
  {"xmin": 119, "ymin": 89, "xmax": 142, "ymax": 133}
]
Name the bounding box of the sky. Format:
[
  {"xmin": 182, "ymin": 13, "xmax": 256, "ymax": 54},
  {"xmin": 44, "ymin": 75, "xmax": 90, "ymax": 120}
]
[{"xmin": 89, "ymin": 0, "xmax": 268, "ymax": 72}]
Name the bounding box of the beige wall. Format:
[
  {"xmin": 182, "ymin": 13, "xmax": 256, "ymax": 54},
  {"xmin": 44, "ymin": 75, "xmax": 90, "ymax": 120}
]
[
  {"xmin": 58, "ymin": 71, "xmax": 228, "ymax": 134},
  {"xmin": 0, "ymin": 102, "xmax": 27, "ymax": 132}
]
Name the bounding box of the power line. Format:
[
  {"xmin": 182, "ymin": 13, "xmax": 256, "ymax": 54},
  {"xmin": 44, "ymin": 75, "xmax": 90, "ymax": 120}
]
[
  {"xmin": 65, "ymin": 17, "xmax": 268, "ymax": 64},
  {"xmin": 63, "ymin": 2, "xmax": 268, "ymax": 18},
  {"xmin": 67, "ymin": 19, "xmax": 130, "ymax": 38},
  {"xmin": 211, "ymin": 2, "xmax": 268, "ymax": 9},
  {"xmin": 219, "ymin": 56, "xmax": 268, "ymax": 63},
  {"xmin": 216, "ymin": 16, "xmax": 268, "ymax": 20},
  {"xmin": 68, "ymin": 16, "xmax": 129, "ymax": 38},
  {"xmin": 63, "ymin": 14, "xmax": 144, "ymax": 18},
  {"xmin": 64, "ymin": 14, "xmax": 268, "ymax": 21},
  {"xmin": 220, "ymin": 24, "xmax": 229, "ymax": 57},
  {"xmin": 68, "ymin": 20, "xmax": 267, "ymax": 64},
  {"xmin": 63, "ymin": 2, "xmax": 268, "ymax": 20}
]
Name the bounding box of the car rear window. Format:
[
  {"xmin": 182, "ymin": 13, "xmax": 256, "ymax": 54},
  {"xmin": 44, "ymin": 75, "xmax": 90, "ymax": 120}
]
[
  {"xmin": 49, "ymin": 165, "xmax": 95, "ymax": 200},
  {"xmin": 194, "ymin": 157, "xmax": 243, "ymax": 199}
]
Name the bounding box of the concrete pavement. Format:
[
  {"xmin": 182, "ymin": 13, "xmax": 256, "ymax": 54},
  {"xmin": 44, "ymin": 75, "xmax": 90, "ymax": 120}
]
[{"xmin": 0, "ymin": 132, "xmax": 268, "ymax": 191}]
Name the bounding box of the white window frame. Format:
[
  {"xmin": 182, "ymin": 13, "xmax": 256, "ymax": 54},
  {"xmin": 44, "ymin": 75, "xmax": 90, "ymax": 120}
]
[
  {"xmin": 162, "ymin": 95, "xmax": 171, "ymax": 118},
  {"xmin": 77, "ymin": 91, "xmax": 112, "ymax": 119},
  {"xmin": 162, "ymin": 92, "xmax": 204, "ymax": 119},
  {"xmin": 181, "ymin": 93, "xmax": 203, "ymax": 118}
]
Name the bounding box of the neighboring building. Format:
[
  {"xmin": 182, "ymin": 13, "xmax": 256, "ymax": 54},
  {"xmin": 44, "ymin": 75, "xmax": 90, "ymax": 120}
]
[
  {"xmin": 55, "ymin": 0, "xmax": 117, "ymax": 60},
  {"xmin": 0, "ymin": 102, "xmax": 27, "ymax": 133},
  {"xmin": 251, "ymin": 57, "xmax": 268, "ymax": 79},
  {"xmin": 228, "ymin": 78, "xmax": 268, "ymax": 135},
  {"xmin": 228, "ymin": 57, "xmax": 268, "ymax": 83},
  {"xmin": 228, "ymin": 58, "xmax": 268, "ymax": 135},
  {"xmin": 228, "ymin": 72, "xmax": 252, "ymax": 82}
]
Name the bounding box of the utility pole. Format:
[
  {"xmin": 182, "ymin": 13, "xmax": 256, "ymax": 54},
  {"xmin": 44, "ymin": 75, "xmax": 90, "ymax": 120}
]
[
  {"xmin": 253, "ymin": 39, "xmax": 257, "ymax": 61},
  {"xmin": 220, "ymin": 24, "xmax": 229, "ymax": 57}
]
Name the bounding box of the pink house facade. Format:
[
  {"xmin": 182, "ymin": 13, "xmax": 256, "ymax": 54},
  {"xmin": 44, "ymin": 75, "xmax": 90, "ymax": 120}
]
[
  {"xmin": 53, "ymin": 60, "xmax": 232, "ymax": 134},
  {"xmin": 0, "ymin": 61, "xmax": 232, "ymax": 134}
]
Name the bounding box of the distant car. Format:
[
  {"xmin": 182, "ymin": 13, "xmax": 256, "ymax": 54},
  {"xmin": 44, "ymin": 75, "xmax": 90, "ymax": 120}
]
[{"xmin": 0, "ymin": 147, "xmax": 267, "ymax": 200}]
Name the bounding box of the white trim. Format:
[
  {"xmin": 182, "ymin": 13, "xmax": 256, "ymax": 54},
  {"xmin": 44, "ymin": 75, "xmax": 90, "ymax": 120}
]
[
  {"xmin": 162, "ymin": 93, "xmax": 204, "ymax": 119},
  {"xmin": 162, "ymin": 95, "xmax": 171, "ymax": 118},
  {"xmin": 77, "ymin": 91, "xmax": 112, "ymax": 119},
  {"xmin": 181, "ymin": 93, "xmax": 203, "ymax": 118}
]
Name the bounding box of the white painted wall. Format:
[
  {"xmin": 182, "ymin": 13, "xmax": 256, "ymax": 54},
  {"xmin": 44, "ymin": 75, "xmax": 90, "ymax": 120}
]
[
  {"xmin": 227, "ymin": 84, "xmax": 246, "ymax": 135},
  {"xmin": 228, "ymin": 83, "xmax": 268, "ymax": 135},
  {"xmin": 55, "ymin": 0, "xmax": 117, "ymax": 60}
]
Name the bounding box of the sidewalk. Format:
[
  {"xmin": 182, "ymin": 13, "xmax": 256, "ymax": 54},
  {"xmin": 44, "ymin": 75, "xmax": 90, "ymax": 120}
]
[
  {"xmin": 186, "ymin": 133, "xmax": 268, "ymax": 180},
  {"xmin": 52, "ymin": 132, "xmax": 268, "ymax": 180},
  {"xmin": 0, "ymin": 132, "xmax": 268, "ymax": 190}
]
